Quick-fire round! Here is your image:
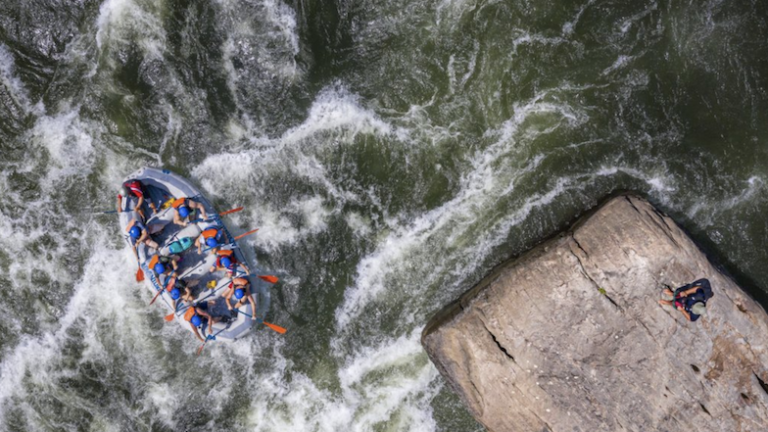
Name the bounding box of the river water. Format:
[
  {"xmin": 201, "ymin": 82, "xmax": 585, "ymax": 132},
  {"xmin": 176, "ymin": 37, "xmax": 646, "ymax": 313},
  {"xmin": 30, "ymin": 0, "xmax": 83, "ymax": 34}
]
[{"xmin": 1, "ymin": 0, "xmax": 767, "ymax": 431}]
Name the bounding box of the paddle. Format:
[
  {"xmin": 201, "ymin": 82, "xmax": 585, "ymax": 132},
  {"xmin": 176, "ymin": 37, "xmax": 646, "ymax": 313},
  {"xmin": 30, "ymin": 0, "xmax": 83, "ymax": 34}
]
[
  {"xmin": 200, "ymin": 229, "xmax": 259, "ymax": 253},
  {"xmin": 94, "ymin": 209, "xmax": 118, "ymax": 214},
  {"xmin": 159, "ymin": 198, "xmax": 175, "ymax": 210},
  {"xmin": 234, "ymin": 229, "xmax": 259, "ymax": 241},
  {"xmin": 149, "ymin": 285, "xmax": 163, "ymax": 306},
  {"xmin": 167, "ymin": 278, "xmax": 231, "ymax": 321},
  {"xmin": 191, "ymin": 206, "xmax": 244, "ymax": 223},
  {"xmin": 196, "ymin": 325, "xmax": 231, "ymax": 356},
  {"xmin": 258, "ymin": 275, "xmax": 278, "ymax": 284},
  {"xmin": 149, "ymin": 275, "xmax": 175, "ymax": 306},
  {"xmin": 218, "ymin": 206, "xmax": 243, "ymax": 217},
  {"xmin": 232, "ymin": 309, "xmax": 286, "ymax": 334},
  {"xmin": 131, "ymin": 245, "xmax": 144, "ymax": 282}
]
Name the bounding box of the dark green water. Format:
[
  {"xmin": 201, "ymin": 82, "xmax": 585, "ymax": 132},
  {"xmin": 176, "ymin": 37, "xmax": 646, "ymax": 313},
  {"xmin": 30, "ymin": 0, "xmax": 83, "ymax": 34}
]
[{"xmin": 1, "ymin": 0, "xmax": 768, "ymax": 430}]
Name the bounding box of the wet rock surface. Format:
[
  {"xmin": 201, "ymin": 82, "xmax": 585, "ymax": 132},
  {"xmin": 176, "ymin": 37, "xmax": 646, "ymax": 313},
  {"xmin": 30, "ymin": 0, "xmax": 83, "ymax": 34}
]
[{"xmin": 422, "ymin": 195, "xmax": 768, "ymax": 432}]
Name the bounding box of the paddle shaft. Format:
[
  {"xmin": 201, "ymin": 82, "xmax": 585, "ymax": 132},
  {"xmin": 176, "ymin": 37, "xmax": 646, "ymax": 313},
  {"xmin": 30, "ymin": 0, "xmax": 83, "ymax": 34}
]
[
  {"xmin": 233, "ymin": 309, "xmax": 286, "ymax": 334},
  {"xmin": 149, "ymin": 275, "xmax": 174, "ymax": 306},
  {"xmin": 196, "ymin": 325, "xmax": 231, "ymax": 356},
  {"xmin": 190, "ymin": 206, "xmax": 244, "ymax": 223}
]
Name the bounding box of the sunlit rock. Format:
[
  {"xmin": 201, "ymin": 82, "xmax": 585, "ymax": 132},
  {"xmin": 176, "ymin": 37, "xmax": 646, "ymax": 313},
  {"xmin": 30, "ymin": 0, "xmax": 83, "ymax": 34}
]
[{"xmin": 422, "ymin": 195, "xmax": 768, "ymax": 432}]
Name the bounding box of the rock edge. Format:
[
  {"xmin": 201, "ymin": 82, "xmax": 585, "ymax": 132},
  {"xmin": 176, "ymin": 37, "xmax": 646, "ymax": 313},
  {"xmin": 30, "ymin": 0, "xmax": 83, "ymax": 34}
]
[{"xmin": 422, "ymin": 194, "xmax": 768, "ymax": 432}]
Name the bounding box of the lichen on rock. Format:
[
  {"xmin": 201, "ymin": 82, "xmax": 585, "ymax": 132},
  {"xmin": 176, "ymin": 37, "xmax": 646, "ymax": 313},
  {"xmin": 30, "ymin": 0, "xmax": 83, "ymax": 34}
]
[{"xmin": 422, "ymin": 195, "xmax": 768, "ymax": 432}]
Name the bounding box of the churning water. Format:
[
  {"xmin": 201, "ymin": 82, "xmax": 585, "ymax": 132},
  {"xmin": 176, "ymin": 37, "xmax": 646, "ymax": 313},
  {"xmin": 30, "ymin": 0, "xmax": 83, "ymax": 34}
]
[{"xmin": 1, "ymin": 0, "xmax": 768, "ymax": 430}]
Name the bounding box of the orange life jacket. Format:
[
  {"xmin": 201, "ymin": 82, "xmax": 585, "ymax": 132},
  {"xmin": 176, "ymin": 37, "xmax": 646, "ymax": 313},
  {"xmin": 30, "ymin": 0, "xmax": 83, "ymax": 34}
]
[
  {"xmin": 184, "ymin": 307, "xmax": 196, "ymax": 322},
  {"xmin": 165, "ymin": 276, "xmax": 177, "ymax": 292},
  {"xmin": 171, "ymin": 198, "xmax": 187, "ymax": 209},
  {"xmin": 148, "ymin": 255, "xmax": 159, "ymax": 268},
  {"xmin": 216, "ymin": 249, "xmax": 234, "ymax": 257},
  {"xmin": 233, "ymin": 277, "xmax": 249, "ymax": 287},
  {"xmin": 202, "ymin": 228, "xmax": 219, "ymax": 239}
]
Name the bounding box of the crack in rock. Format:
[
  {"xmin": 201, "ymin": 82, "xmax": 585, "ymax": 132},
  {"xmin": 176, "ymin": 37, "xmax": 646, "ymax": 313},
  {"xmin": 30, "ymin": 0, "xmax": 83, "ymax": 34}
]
[
  {"xmin": 569, "ymin": 235, "xmax": 622, "ymax": 311},
  {"xmin": 571, "ymin": 233, "xmax": 589, "ymax": 258},
  {"xmin": 625, "ymin": 195, "xmax": 642, "ymax": 213},
  {"xmin": 479, "ymin": 318, "xmax": 515, "ymax": 362},
  {"xmin": 755, "ymin": 373, "xmax": 768, "ymax": 396},
  {"xmin": 488, "ymin": 329, "xmax": 515, "ymax": 362}
]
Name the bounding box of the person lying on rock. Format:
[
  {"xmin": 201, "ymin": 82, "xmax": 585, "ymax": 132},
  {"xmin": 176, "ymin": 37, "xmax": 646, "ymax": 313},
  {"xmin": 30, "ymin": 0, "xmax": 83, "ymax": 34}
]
[{"xmin": 658, "ymin": 278, "xmax": 713, "ymax": 322}]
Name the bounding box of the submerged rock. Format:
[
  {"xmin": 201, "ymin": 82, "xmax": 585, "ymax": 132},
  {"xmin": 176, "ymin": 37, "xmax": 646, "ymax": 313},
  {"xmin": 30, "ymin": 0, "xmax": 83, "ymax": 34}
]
[{"xmin": 422, "ymin": 195, "xmax": 768, "ymax": 432}]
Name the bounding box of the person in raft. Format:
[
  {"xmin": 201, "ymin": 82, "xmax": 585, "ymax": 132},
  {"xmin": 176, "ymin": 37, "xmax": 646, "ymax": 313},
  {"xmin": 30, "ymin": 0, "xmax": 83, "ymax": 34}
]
[
  {"xmin": 195, "ymin": 227, "xmax": 228, "ymax": 255},
  {"xmin": 209, "ymin": 249, "xmax": 250, "ymax": 274},
  {"xmin": 126, "ymin": 218, "xmax": 159, "ymax": 259},
  {"xmin": 658, "ymin": 278, "xmax": 714, "ymax": 322},
  {"xmin": 183, "ymin": 302, "xmax": 221, "ymax": 342},
  {"xmin": 168, "ymin": 278, "xmax": 190, "ymax": 310},
  {"xmin": 177, "ymin": 281, "xmax": 196, "ymax": 303},
  {"xmin": 224, "ymin": 277, "xmax": 257, "ymax": 320},
  {"xmin": 171, "ymin": 197, "xmax": 207, "ymax": 227},
  {"xmin": 148, "ymin": 253, "xmax": 180, "ymax": 280},
  {"xmin": 116, "ymin": 179, "xmax": 157, "ymax": 220}
]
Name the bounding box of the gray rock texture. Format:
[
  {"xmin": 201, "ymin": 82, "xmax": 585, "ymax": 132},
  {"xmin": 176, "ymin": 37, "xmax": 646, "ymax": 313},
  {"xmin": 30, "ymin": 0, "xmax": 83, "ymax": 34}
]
[{"xmin": 422, "ymin": 195, "xmax": 768, "ymax": 432}]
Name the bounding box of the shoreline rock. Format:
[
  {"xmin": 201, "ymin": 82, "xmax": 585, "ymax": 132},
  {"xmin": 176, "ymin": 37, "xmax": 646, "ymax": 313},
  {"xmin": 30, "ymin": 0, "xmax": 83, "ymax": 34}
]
[{"xmin": 422, "ymin": 195, "xmax": 768, "ymax": 432}]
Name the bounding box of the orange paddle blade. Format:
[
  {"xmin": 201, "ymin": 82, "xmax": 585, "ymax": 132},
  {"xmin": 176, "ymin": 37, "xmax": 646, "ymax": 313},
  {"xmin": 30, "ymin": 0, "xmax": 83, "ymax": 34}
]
[
  {"xmin": 136, "ymin": 268, "xmax": 144, "ymax": 282},
  {"xmin": 234, "ymin": 229, "xmax": 259, "ymax": 241},
  {"xmin": 164, "ymin": 313, "xmax": 175, "ymax": 322},
  {"xmin": 263, "ymin": 321, "xmax": 287, "ymax": 334},
  {"xmin": 149, "ymin": 288, "xmax": 163, "ymax": 306},
  {"xmin": 219, "ymin": 207, "xmax": 243, "ymax": 216},
  {"xmin": 258, "ymin": 275, "xmax": 278, "ymax": 284}
]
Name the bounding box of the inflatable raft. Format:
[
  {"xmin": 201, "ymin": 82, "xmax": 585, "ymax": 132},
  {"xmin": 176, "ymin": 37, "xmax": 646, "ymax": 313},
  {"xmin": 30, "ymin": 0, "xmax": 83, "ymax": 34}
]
[{"xmin": 117, "ymin": 167, "xmax": 270, "ymax": 342}]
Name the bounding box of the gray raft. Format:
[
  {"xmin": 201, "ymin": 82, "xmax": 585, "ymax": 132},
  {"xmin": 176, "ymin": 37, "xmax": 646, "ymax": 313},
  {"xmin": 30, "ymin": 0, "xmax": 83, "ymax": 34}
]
[{"xmin": 117, "ymin": 167, "xmax": 270, "ymax": 342}]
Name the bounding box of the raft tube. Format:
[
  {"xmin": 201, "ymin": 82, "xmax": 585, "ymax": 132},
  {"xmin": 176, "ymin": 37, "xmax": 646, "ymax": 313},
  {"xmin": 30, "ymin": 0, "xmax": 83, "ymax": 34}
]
[{"xmin": 117, "ymin": 167, "xmax": 270, "ymax": 342}]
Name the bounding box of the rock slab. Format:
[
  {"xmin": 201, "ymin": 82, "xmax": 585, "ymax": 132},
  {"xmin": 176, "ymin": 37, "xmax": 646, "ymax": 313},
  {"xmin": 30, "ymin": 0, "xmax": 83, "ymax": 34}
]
[{"xmin": 422, "ymin": 195, "xmax": 768, "ymax": 432}]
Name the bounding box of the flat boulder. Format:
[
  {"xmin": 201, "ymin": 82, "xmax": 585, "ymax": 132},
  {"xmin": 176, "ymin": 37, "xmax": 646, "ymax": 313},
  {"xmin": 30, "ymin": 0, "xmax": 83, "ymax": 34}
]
[{"xmin": 422, "ymin": 195, "xmax": 768, "ymax": 432}]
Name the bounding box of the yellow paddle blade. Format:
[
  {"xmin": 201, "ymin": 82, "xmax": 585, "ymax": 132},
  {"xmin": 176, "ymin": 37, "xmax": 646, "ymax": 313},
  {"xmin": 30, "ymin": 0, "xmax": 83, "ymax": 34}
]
[{"xmin": 160, "ymin": 198, "xmax": 175, "ymax": 210}]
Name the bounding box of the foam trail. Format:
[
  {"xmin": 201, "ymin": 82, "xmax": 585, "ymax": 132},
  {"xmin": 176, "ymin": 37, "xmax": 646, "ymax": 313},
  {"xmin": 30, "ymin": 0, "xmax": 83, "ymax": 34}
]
[
  {"xmin": 281, "ymin": 85, "xmax": 396, "ymax": 144},
  {"xmin": 686, "ymin": 175, "xmax": 765, "ymax": 227},
  {"xmin": 29, "ymin": 107, "xmax": 99, "ymax": 185},
  {"xmin": 95, "ymin": 0, "xmax": 166, "ymax": 59},
  {"xmin": 0, "ymin": 240, "xmax": 154, "ymax": 425},
  {"xmin": 191, "ymin": 85, "xmax": 397, "ymax": 248},
  {"xmin": 0, "ymin": 44, "xmax": 40, "ymax": 115},
  {"xmin": 237, "ymin": 329, "xmax": 439, "ymax": 432},
  {"xmin": 333, "ymin": 94, "xmax": 588, "ymax": 332}
]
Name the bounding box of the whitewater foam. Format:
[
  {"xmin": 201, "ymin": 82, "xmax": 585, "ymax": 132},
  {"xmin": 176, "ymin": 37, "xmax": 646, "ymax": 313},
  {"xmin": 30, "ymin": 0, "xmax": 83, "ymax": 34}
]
[
  {"xmin": 0, "ymin": 44, "xmax": 40, "ymax": 116},
  {"xmin": 333, "ymin": 94, "xmax": 589, "ymax": 333},
  {"xmin": 95, "ymin": 0, "xmax": 166, "ymax": 60}
]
